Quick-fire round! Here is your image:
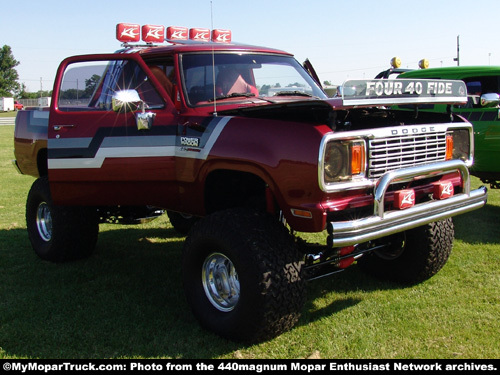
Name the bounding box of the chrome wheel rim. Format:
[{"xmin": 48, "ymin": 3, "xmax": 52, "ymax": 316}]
[
  {"xmin": 202, "ymin": 253, "xmax": 240, "ymax": 312},
  {"xmin": 36, "ymin": 202, "xmax": 52, "ymax": 242}
]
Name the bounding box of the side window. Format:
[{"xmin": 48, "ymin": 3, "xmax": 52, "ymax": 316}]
[
  {"xmin": 58, "ymin": 59, "xmax": 164, "ymax": 111},
  {"xmin": 458, "ymin": 76, "xmax": 500, "ymax": 109},
  {"xmin": 146, "ymin": 58, "xmax": 176, "ymax": 101},
  {"xmin": 464, "ymin": 81, "xmax": 482, "ymax": 108}
]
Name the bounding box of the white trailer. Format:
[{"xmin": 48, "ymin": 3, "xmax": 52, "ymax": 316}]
[
  {"xmin": 0, "ymin": 97, "xmax": 15, "ymax": 111},
  {"xmin": 38, "ymin": 97, "xmax": 52, "ymax": 107}
]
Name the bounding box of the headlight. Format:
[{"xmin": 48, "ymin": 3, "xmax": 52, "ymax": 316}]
[
  {"xmin": 323, "ymin": 140, "xmax": 366, "ymax": 184},
  {"xmin": 447, "ymin": 128, "xmax": 471, "ymax": 163}
]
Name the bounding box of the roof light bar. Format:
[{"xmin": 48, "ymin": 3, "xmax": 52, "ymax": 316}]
[
  {"xmin": 116, "ymin": 23, "xmax": 140, "ymax": 43},
  {"xmin": 116, "ymin": 23, "xmax": 232, "ymax": 45},
  {"xmin": 212, "ymin": 29, "xmax": 232, "ymax": 43},
  {"xmin": 189, "ymin": 28, "xmax": 211, "ymax": 42},
  {"xmin": 166, "ymin": 26, "xmax": 188, "ymax": 41},
  {"xmin": 142, "ymin": 25, "xmax": 165, "ymax": 43}
]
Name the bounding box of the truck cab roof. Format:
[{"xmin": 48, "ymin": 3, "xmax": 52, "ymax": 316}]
[{"xmin": 127, "ymin": 42, "xmax": 293, "ymax": 57}]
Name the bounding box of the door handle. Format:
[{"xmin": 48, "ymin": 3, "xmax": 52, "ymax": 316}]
[{"xmin": 53, "ymin": 124, "xmax": 75, "ymax": 131}]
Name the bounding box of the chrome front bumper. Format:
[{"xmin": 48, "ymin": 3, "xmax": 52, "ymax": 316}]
[{"xmin": 327, "ymin": 160, "xmax": 488, "ymax": 247}]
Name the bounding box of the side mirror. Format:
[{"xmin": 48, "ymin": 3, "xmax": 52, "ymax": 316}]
[
  {"xmin": 112, "ymin": 90, "xmax": 142, "ymax": 112},
  {"xmin": 112, "ymin": 89, "xmax": 156, "ymax": 130},
  {"xmin": 480, "ymin": 93, "xmax": 500, "ymax": 108}
]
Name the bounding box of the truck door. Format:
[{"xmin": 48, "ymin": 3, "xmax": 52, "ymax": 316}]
[{"xmin": 48, "ymin": 54, "xmax": 177, "ymax": 207}]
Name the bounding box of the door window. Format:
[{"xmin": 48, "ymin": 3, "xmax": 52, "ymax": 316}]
[{"xmin": 58, "ymin": 59, "xmax": 164, "ymax": 111}]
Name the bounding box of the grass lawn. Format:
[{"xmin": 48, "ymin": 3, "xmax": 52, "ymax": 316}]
[{"xmin": 0, "ymin": 124, "xmax": 499, "ymax": 359}]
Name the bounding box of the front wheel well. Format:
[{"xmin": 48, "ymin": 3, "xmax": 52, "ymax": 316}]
[{"xmin": 204, "ymin": 170, "xmax": 270, "ymax": 214}]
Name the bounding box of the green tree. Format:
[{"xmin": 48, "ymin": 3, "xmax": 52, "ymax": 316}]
[
  {"xmin": 18, "ymin": 83, "xmax": 52, "ymax": 99},
  {"xmin": 0, "ymin": 45, "xmax": 20, "ymax": 96},
  {"xmin": 260, "ymin": 84, "xmax": 271, "ymax": 95},
  {"xmin": 84, "ymin": 74, "xmax": 101, "ymax": 98}
]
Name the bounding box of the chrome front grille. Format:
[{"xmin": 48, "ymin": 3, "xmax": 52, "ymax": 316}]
[{"xmin": 368, "ymin": 131, "xmax": 447, "ymax": 179}]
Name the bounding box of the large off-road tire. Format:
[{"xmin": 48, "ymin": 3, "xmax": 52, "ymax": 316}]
[
  {"xmin": 166, "ymin": 210, "xmax": 198, "ymax": 235},
  {"xmin": 182, "ymin": 208, "xmax": 306, "ymax": 342},
  {"xmin": 26, "ymin": 177, "xmax": 99, "ymax": 262},
  {"xmin": 357, "ymin": 218, "xmax": 454, "ymax": 284}
]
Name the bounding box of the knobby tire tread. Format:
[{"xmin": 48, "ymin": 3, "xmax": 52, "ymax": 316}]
[{"xmin": 183, "ymin": 208, "xmax": 306, "ymax": 342}]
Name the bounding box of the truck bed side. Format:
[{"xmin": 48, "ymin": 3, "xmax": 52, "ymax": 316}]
[{"xmin": 13, "ymin": 109, "xmax": 49, "ymax": 177}]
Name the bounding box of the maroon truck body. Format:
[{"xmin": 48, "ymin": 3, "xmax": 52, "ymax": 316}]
[{"xmin": 13, "ymin": 32, "xmax": 488, "ymax": 342}]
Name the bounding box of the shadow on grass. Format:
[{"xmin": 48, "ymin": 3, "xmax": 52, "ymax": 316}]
[
  {"xmin": 0, "ymin": 225, "xmax": 422, "ymax": 359},
  {"xmin": 1, "ymin": 226, "xmax": 222, "ymax": 359},
  {"xmin": 299, "ymin": 263, "xmax": 406, "ymax": 328},
  {"xmin": 453, "ymin": 201, "xmax": 500, "ymax": 244}
]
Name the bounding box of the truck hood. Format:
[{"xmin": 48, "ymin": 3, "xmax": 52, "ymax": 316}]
[
  {"xmin": 217, "ymin": 78, "xmax": 468, "ymax": 125},
  {"xmin": 216, "ymin": 81, "xmax": 469, "ymax": 131},
  {"xmin": 217, "ymin": 99, "xmax": 340, "ymax": 125}
]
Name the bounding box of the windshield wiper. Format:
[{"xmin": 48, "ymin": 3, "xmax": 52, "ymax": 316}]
[
  {"xmin": 274, "ymin": 91, "xmax": 313, "ymax": 97},
  {"xmin": 209, "ymin": 92, "xmax": 256, "ymax": 102}
]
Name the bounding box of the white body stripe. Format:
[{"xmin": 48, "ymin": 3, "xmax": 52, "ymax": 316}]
[
  {"xmin": 176, "ymin": 116, "xmax": 231, "ymax": 160},
  {"xmin": 48, "ymin": 117, "xmax": 232, "ymax": 170},
  {"xmin": 48, "ymin": 146, "xmax": 176, "ymax": 169},
  {"xmin": 48, "ymin": 138, "xmax": 93, "ymax": 149}
]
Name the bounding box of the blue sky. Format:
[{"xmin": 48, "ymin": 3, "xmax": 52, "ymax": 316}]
[{"xmin": 2, "ymin": 0, "xmax": 499, "ymax": 92}]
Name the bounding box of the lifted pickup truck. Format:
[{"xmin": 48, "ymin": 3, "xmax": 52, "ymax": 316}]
[{"xmin": 13, "ymin": 24, "xmax": 487, "ymax": 342}]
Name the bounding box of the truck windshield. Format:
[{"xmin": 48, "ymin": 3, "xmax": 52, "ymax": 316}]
[{"xmin": 180, "ymin": 53, "xmax": 326, "ymax": 106}]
